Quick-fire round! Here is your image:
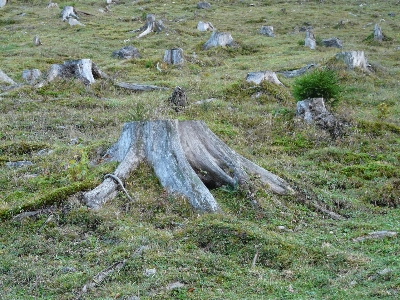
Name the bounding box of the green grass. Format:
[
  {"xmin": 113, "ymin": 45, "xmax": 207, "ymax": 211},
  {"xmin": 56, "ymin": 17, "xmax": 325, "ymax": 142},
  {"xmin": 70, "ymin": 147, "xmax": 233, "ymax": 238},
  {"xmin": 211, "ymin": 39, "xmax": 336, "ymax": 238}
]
[{"xmin": 0, "ymin": 0, "xmax": 399, "ymax": 299}]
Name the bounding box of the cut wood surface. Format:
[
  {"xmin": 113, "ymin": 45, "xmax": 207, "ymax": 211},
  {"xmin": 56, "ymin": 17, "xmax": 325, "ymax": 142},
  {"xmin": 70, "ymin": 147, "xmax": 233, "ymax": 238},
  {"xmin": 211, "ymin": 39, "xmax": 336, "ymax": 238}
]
[{"xmin": 83, "ymin": 120, "xmax": 293, "ymax": 213}]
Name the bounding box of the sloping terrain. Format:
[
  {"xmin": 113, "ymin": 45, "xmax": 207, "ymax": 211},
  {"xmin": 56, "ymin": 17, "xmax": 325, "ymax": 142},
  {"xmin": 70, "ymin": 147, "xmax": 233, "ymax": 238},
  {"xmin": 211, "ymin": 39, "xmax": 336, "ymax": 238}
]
[{"xmin": 0, "ymin": 1, "xmax": 399, "ymax": 299}]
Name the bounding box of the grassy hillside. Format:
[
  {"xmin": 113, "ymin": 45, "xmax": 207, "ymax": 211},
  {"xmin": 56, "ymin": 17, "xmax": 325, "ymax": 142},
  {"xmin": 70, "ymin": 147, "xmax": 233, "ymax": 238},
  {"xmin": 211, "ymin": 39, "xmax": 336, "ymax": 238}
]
[{"xmin": 0, "ymin": 0, "xmax": 399, "ymax": 299}]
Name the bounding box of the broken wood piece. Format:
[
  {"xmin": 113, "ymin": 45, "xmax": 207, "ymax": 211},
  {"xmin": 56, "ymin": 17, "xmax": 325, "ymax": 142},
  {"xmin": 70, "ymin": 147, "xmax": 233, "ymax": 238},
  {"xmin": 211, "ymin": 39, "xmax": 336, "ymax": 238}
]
[
  {"xmin": 0, "ymin": 69, "xmax": 17, "ymax": 85},
  {"xmin": 115, "ymin": 82, "xmax": 169, "ymax": 91},
  {"xmin": 82, "ymin": 120, "xmax": 294, "ymax": 213},
  {"xmin": 33, "ymin": 35, "xmax": 42, "ymax": 46},
  {"xmin": 278, "ymin": 64, "xmax": 316, "ymax": 78},
  {"xmin": 134, "ymin": 14, "xmax": 164, "ymax": 38},
  {"xmin": 61, "ymin": 6, "xmax": 78, "ymax": 21},
  {"xmin": 68, "ymin": 18, "xmax": 85, "ymax": 26},
  {"xmin": 353, "ymin": 231, "xmax": 397, "ymax": 242},
  {"xmin": 373, "ymin": 24, "xmax": 383, "ymax": 42},
  {"xmin": 246, "ymin": 71, "xmax": 283, "ymax": 85},
  {"xmin": 305, "ymin": 29, "xmax": 316, "ymax": 50}
]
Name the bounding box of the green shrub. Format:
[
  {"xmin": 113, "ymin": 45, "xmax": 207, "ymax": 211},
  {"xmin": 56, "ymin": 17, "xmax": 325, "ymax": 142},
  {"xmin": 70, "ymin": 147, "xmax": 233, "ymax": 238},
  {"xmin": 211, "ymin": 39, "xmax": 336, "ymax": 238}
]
[{"xmin": 292, "ymin": 69, "xmax": 340, "ymax": 104}]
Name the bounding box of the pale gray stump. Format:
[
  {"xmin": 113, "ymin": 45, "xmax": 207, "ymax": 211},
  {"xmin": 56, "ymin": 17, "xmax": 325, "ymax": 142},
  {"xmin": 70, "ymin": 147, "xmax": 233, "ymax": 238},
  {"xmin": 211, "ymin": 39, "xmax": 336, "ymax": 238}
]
[
  {"xmin": 374, "ymin": 24, "xmax": 383, "ymax": 42},
  {"xmin": 246, "ymin": 71, "xmax": 283, "ymax": 85},
  {"xmin": 83, "ymin": 120, "xmax": 293, "ymax": 212},
  {"xmin": 61, "ymin": 6, "xmax": 78, "ymax": 21},
  {"xmin": 163, "ymin": 48, "xmax": 184, "ymax": 65},
  {"xmin": 197, "ymin": 21, "xmax": 214, "ymax": 32},
  {"xmin": 260, "ymin": 26, "xmax": 275, "ymax": 37},
  {"xmin": 335, "ymin": 51, "xmax": 368, "ymax": 70},
  {"xmin": 203, "ymin": 31, "xmax": 234, "ymax": 50}
]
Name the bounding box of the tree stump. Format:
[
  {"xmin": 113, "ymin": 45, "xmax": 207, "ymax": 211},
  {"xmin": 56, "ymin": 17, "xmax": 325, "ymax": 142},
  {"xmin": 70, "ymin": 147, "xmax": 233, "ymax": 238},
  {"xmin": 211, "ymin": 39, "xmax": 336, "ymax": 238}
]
[
  {"xmin": 197, "ymin": 2, "xmax": 211, "ymax": 9},
  {"xmin": 36, "ymin": 59, "xmax": 108, "ymax": 87},
  {"xmin": 22, "ymin": 69, "xmax": 42, "ymax": 85},
  {"xmin": 305, "ymin": 29, "xmax": 316, "ymax": 50},
  {"xmin": 246, "ymin": 71, "xmax": 283, "ymax": 85},
  {"xmin": 322, "ymin": 37, "xmax": 343, "ymax": 48},
  {"xmin": 335, "ymin": 51, "xmax": 368, "ymax": 70},
  {"xmin": 374, "ymin": 24, "xmax": 383, "ymax": 42},
  {"xmin": 203, "ymin": 31, "xmax": 234, "ymax": 50},
  {"xmin": 83, "ymin": 120, "xmax": 293, "ymax": 212},
  {"xmin": 260, "ymin": 26, "xmax": 275, "ymax": 37},
  {"xmin": 197, "ymin": 21, "xmax": 214, "ymax": 32},
  {"xmin": 134, "ymin": 14, "xmax": 164, "ymax": 38},
  {"xmin": 168, "ymin": 86, "xmax": 187, "ymax": 111},
  {"xmin": 33, "ymin": 35, "xmax": 42, "ymax": 46},
  {"xmin": 61, "ymin": 6, "xmax": 78, "ymax": 21},
  {"xmin": 112, "ymin": 46, "xmax": 140, "ymax": 59},
  {"xmin": 0, "ymin": 0, "xmax": 7, "ymax": 8},
  {"xmin": 163, "ymin": 48, "xmax": 184, "ymax": 65},
  {"xmin": 296, "ymin": 98, "xmax": 342, "ymax": 138},
  {"xmin": 0, "ymin": 69, "xmax": 16, "ymax": 85}
]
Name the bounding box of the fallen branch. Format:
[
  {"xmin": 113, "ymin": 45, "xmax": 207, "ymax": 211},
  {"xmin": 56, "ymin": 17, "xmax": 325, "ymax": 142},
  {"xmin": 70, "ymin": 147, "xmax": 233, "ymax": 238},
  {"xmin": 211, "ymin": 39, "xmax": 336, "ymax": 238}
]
[{"xmin": 115, "ymin": 81, "xmax": 169, "ymax": 91}]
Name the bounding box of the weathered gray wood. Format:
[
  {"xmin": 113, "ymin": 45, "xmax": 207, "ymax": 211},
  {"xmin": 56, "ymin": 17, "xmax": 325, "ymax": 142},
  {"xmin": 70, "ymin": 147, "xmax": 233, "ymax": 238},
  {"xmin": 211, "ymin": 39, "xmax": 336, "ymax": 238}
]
[
  {"xmin": 305, "ymin": 29, "xmax": 316, "ymax": 50},
  {"xmin": 83, "ymin": 120, "xmax": 293, "ymax": 212},
  {"xmin": 22, "ymin": 69, "xmax": 42, "ymax": 85},
  {"xmin": 0, "ymin": 0, "xmax": 7, "ymax": 8},
  {"xmin": 0, "ymin": 69, "xmax": 16, "ymax": 85},
  {"xmin": 374, "ymin": 24, "xmax": 383, "ymax": 42},
  {"xmin": 197, "ymin": 21, "xmax": 214, "ymax": 31},
  {"xmin": 115, "ymin": 82, "xmax": 168, "ymax": 91},
  {"xmin": 322, "ymin": 37, "xmax": 343, "ymax": 48},
  {"xmin": 134, "ymin": 14, "xmax": 164, "ymax": 38},
  {"xmin": 246, "ymin": 71, "xmax": 283, "ymax": 85},
  {"xmin": 68, "ymin": 17, "xmax": 85, "ymax": 26},
  {"xmin": 112, "ymin": 46, "xmax": 140, "ymax": 59},
  {"xmin": 203, "ymin": 31, "xmax": 234, "ymax": 50},
  {"xmin": 197, "ymin": 2, "xmax": 211, "ymax": 9},
  {"xmin": 61, "ymin": 6, "xmax": 78, "ymax": 21},
  {"xmin": 260, "ymin": 26, "xmax": 275, "ymax": 37},
  {"xmin": 278, "ymin": 64, "xmax": 316, "ymax": 78},
  {"xmin": 163, "ymin": 48, "xmax": 184, "ymax": 65},
  {"xmin": 36, "ymin": 59, "xmax": 108, "ymax": 87},
  {"xmin": 335, "ymin": 51, "xmax": 368, "ymax": 70},
  {"xmin": 33, "ymin": 35, "xmax": 42, "ymax": 46}
]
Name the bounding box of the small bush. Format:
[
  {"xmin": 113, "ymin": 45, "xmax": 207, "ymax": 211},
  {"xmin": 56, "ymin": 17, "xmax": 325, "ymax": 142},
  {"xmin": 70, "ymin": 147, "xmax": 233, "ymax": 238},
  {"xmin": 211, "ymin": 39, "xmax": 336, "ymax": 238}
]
[{"xmin": 292, "ymin": 69, "xmax": 340, "ymax": 105}]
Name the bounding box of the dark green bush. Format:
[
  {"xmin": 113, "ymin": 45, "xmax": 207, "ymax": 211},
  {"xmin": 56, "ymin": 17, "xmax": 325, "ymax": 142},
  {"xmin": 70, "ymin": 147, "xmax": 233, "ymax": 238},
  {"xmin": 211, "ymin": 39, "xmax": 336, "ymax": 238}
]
[{"xmin": 292, "ymin": 69, "xmax": 340, "ymax": 104}]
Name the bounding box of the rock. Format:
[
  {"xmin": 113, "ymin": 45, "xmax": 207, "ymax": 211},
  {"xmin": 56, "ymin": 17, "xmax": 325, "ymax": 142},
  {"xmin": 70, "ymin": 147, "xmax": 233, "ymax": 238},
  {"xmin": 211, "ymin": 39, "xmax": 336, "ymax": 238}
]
[
  {"xmin": 388, "ymin": 12, "xmax": 395, "ymax": 17},
  {"xmin": 197, "ymin": 2, "xmax": 211, "ymax": 9},
  {"xmin": 61, "ymin": 266, "xmax": 76, "ymax": 273},
  {"xmin": 6, "ymin": 161, "xmax": 34, "ymax": 168},
  {"xmin": 143, "ymin": 268, "xmax": 156, "ymax": 277},
  {"xmin": 335, "ymin": 51, "xmax": 368, "ymax": 70},
  {"xmin": 203, "ymin": 31, "xmax": 234, "ymax": 50},
  {"xmin": 296, "ymin": 98, "xmax": 342, "ymax": 138},
  {"xmin": 260, "ymin": 25, "xmax": 275, "ymax": 37},
  {"xmin": 322, "ymin": 37, "xmax": 343, "ymax": 48},
  {"xmin": 305, "ymin": 29, "xmax": 316, "ymax": 50},
  {"xmin": 22, "ymin": 69, "xmax": 42, "ymax": 85},
  {"xmin": 246, "ymin": 71, "xmax": 283, "ymax": 85},
  {"xmin": 112, "ymin": 45, "xmax": 140, "ymax": 59},
  {"xmin": 163, "ymin": 48, "xmax": 184, "ymax": 65},
  {"xmin": 278, "ymin": 64, "xmax": 316, "ymax": 78},
  {"xmin": 197, "ymin": 21, "xmax": 214, "ymax": 32},
  {"xmin": 166, "ymin": 282, "xmax": 185, "ymax": 290}
]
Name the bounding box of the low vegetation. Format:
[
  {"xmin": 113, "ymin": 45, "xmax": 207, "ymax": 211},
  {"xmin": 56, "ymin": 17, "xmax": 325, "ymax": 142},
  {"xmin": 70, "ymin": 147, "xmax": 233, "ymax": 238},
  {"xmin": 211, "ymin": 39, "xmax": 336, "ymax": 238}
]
[{"xmin": 0, "ymin": 0, "xmax": 399, "ymax": 299}]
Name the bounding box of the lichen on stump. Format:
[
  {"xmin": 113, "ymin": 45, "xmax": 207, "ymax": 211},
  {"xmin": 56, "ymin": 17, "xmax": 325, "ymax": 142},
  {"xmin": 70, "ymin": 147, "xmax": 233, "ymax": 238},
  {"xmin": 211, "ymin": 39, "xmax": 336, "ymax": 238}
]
[{"xmin": 83, "ymin": 120, "xmax": 293, "ymax": 213}]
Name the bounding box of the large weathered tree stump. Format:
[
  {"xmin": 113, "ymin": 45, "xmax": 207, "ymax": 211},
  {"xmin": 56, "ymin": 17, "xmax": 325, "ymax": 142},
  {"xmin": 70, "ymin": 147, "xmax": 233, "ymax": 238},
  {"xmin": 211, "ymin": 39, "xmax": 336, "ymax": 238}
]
[
  {"xmin": 36, "ymin": 59, "xmax": 108, "ymax": 87},
  {"xmin": 203, "ymin": 31, "xmax": 234, "ymax": 50},
  {"xmin": 163, "ymin": 48, "xmax": 184, "ymax": 65},
  {"xmin": 83, "ymin": 120, "xmax": 293, "ymax": 212},
  {"xmin": 335, "ymin": 51, "xmax": 368, "ymax": 70},
  {"xmin": 0, "ymin": 0, "xmax": 7, "ymax": 8},
  {"xmin": 133, "ymin": 14, "xmax": 164, "ymax": 38}
]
